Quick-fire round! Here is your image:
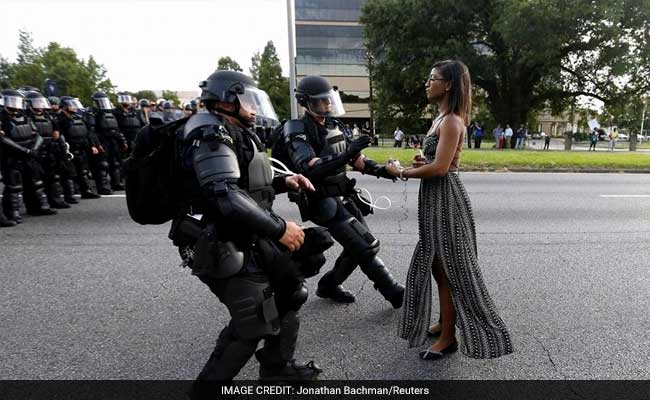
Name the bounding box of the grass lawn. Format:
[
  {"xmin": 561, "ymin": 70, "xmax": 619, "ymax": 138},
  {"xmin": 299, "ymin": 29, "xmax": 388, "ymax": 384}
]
[{"xmin": 361, "ymin": 147, "xmax": 650, "ymax": 171}]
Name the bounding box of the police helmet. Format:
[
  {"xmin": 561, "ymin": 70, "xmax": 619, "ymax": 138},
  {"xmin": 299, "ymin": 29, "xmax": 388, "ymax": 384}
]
[
  {"xmin": 60, "ymin": 96, "xmax": 84, "ymax": 113},
  {"xmin": 48, "ymin": 96, "xmax": 61, "ymax": 106},
  {"xmin": 116, "ymin": 92, "xmax": 133, "ymax": 106},
  {"xmin": 2, "ymin": 89, "xmax": 26, "ymax": 112},
  {"xmin": 198, "ymin": 70, "xmax": 278, "ymax": 121},
  {"xmin": 138, "ymin": 98, "xmax": 150, "ymax": 108},
  {"xmin": 295, "ymin": 75, "xmax": 345, "ymax": 117},
  {"xmin": 91, "ymin": 91, "xmax": 113, "ymax": 110},
  {"xmin": 25, "ymin": 91, "xmax": 51, "ymax": 112}
]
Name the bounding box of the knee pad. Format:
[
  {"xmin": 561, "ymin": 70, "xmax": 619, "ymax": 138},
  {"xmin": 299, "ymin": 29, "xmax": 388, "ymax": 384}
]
[
  {"xmin": 328, "ymin": 216, "xmax": 380, "ymax": 263},
  {"xmin": 223, "ymin": 276, "xmax": 280, "ymax": 340},
  {"xmin": 290, "ymin": 282, "xmax": 309, "ymax": 309}
]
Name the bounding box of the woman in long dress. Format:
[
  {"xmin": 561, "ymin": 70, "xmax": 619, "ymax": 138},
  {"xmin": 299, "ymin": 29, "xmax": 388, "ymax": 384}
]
[{"xmin": 385, "ymin": 60, "xmax": 513, "ymax": 360}]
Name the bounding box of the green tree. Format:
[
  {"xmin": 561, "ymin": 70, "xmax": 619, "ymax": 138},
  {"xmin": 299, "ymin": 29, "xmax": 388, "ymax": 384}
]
[
  {"xmin": 161, "ymin": 90, "xmax": 181, "ymax": 107},
  {"xmin": 12, "ymin": 30, "xmax": 45, "ymax": 88},
  {"xmin": 361, "ymin": 0, "xmax": 650, "ymax": 133},
  {"xmin": 217, "ymin": 56, "xmax": 243, "ymax": 72},
  {"xmin": 1, "ymin": 31, "xmax": 116, "ymax": 105},
  {"xmin": 253, "ymin": 41, "xmax": 290, "ymax": 120},
  {"xmin": 134, "ymin": 90, "xmax": 157, "ymax": 102}
]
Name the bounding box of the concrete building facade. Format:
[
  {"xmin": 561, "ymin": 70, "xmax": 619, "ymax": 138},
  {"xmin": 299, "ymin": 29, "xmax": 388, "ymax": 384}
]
[{"xmin": 294, "ymin": 0, "xmax": 370, "ymax": 126}]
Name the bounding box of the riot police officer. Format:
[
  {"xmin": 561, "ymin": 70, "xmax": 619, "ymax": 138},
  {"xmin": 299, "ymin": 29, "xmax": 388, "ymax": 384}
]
[
  {"xmin": 189, "ymin": 98, "xmax": 199, "ymax": 115},
  {"xmin": 283, "ymin": 75, "xmax": 404, "ymax": 307},
  {"xmin": 48, "ymin": 96, "xmax": 61, "ymax": 114},
  {"xmin": 86, "ymin": 91, "xmax": 128, "ymax": 192},
  {"xmin": 113, "ymin": 92, "xmax": 142, "ymax": 153},
  {"xmin": 137, "ymin": 98, "xmax": 150, "ymax": 126},
  {"xmin": 25, "ymin": 91, "xmax": 71, "ymax": 209},
  {"xmin": 57, "ymin": 96, "xmax": 101, "ymax": 200},
  {"xmin": 173, "ymin": 70, "xmax": 323, "ymax": 385},
  {"xmin": 0, "ymin": 89, "xmax": 57, "ymax": 222},
  {"xmin": 162, "ymin": 101, "xmax": 176, "ymax": 122}
]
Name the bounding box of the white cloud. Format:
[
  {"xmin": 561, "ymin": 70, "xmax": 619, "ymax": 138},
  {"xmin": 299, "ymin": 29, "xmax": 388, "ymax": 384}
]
[{"xmin": 0, "ymin": 0, "xmax": 291, "ymax": 92}]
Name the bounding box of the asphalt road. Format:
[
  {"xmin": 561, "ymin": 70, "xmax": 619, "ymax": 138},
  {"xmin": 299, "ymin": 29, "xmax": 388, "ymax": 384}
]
[{"xmin": 1, "ymin": 172, "xmax": 650, "ymax": 380}]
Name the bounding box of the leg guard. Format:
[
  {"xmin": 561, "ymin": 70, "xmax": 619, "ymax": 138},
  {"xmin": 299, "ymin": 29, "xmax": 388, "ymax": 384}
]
[
  {"xmin": 79, "ymin": 169, "xmax": 100, "ymax": 198},
  {"xmin": 316, "ymin": 251, "xmax": 357, "ymax": 303},
  {"xmin": 358, "ymin": 256, "xmax": 404, "ymax": 309},
  {"xmin": 256, "ymin": 311, "xmax": 321, "ymax": 381},
  {"xmin": 62, "ymin": 179, "xmax": 79, "ymax": 204},
  {"xmin": 46, "ymin": 175, "xmax": 70, "ymax": 209},
  {"xmin": 94, "ymin": 160, "xmax": 112, "ymax": 195},
  {"xmin": 221, "ymin": 273, "xmax": 280, "ymax": 340},
  {"xmin": 2, "ymin": 168, "xmax": 23, "ymax": 223},
  {"xmin": 326, "ymin": 204, "xmax": 380, "ymax": 264},
  {"xmin": 3, "ymin": 186, "xmax": 22, "ymax": 223},
  {"xmin": 25, "ymin": 181, "xmax": 57, "ymax": 216},
  {"xmin": 196, "ymin": 322, "xmax": 260, "ymax": 382},
  {"xmin": 109, "ymin": 161, "xmax": 124, "ymax": 191}
]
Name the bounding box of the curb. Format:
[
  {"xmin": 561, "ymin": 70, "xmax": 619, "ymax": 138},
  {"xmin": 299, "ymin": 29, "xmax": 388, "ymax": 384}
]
[{"xmin": 460, "ymin": 168, "xmax": 650, "ymax": 173}]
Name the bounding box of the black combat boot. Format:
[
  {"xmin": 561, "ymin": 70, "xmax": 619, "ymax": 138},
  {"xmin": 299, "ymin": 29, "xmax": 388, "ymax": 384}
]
[
  {"xmin": 62, "ymin": 179, "xmax": 79, "ymax": 204},
  {"xmin": 110, "ymin": 168, "xmax": 125, "ymax": 191},
  {"xmin": 0, "ymin": 209, "xmax": 16, "ymax": 227},
  {"xmin": 316, "ymin": 253, "xmax": 357, "ymax": 303},
  {"xmin": 26, "ymin": 186, "xmax": 57, "ymax": 216},
  {"xmin": 47, "ymin": 180, "xmax": 70, "ymax": 209},
  {"xmin": 256, "ymin": 311, "xmax": 322, "ymax": 381},
  {"xmin": 359, "ymin": 257, "xmax": 404, "ymax": 309},
  {"xmin": 3, "ymin": 190, "xmax": 22, "ymax": 224},
  {"xmin": 255, "ymin": 350, "xmax": 322, "ymax": 381},
  {"xmin": 79, "ymin": 174, "xmax": 101, "ymax": 199}
]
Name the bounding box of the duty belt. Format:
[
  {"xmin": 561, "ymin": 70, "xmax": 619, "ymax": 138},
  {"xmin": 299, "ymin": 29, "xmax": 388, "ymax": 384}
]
[{"xmin": 312, "ymin": 174, "xmax": 354, "ymax": 199}]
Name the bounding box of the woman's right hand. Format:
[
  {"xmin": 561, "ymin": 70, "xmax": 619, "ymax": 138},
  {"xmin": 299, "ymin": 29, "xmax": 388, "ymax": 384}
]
[{"xmin": 412, "ymin": 154, "xmax": 427, "ymax": 168}]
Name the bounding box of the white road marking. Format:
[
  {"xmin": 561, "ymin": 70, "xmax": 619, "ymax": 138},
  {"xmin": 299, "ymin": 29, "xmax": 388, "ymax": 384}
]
[{"xmin": 600, "ymin": 195, "xmax": 650, "ymax": 198}]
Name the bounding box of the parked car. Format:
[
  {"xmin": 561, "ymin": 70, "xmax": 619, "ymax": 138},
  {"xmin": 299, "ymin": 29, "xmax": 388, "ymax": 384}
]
[{"xmin": 617, "ymin": 133, "xmax": 629, "ymax": 141}]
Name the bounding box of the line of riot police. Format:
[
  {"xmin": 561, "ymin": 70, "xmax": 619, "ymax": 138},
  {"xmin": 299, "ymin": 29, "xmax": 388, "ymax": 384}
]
[{"xmin": 0, "ymin": 88, "xmax": 196, "ymax": 228}]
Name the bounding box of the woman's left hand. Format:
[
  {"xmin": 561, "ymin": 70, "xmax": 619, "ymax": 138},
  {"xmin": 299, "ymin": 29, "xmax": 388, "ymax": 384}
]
[{"xmin": 384, "ymin": 160, "xmax": 402, "ymax": 177}]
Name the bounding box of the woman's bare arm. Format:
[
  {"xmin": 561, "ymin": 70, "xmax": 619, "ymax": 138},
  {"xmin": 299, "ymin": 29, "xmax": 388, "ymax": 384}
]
[{"xmin": 403, "ymin": 115, "xmax": 464, "ymax": 179}]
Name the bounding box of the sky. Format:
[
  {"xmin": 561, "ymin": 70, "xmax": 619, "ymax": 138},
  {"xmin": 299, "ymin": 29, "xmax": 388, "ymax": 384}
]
[{"xmin": 0, "ymin": 0, "xmax": 292, "ymax": 94}]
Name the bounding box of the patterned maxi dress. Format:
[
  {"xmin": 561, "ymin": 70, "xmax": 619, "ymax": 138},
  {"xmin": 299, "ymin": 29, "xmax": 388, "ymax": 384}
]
[{"xmin": 397, "ymin": 122, "xmax": 513, "ymax": 359}]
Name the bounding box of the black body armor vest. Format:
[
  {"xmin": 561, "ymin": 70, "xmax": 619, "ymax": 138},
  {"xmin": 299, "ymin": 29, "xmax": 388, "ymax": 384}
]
[{"xmin": 30, "ymin": 113, "xmax": 54, "ymax": 140}]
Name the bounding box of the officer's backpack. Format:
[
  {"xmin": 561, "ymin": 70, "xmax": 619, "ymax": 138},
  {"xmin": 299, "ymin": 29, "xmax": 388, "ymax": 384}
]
[{"xmin": 124, "ymin": 117, "xmax": 188, "ymax": 225}]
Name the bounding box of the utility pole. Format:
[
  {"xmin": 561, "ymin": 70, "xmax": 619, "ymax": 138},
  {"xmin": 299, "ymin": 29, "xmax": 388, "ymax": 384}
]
[{"xmin": 286, "ymin": 0, "xmax": 298, "ymax": 119}]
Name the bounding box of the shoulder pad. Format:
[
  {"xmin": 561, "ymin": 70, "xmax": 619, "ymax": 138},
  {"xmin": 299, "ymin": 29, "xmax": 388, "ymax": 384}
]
[
  {"xmin": 284, "ymin": 119, "xmax": 307, "ymax": 140},
  {"xmin": 184, "ymin": 112, "xmax": 224, "ymax": 138}
]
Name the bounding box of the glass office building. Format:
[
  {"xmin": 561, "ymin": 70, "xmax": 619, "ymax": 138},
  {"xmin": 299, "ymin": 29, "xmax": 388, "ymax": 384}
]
[{"xmin": 295, "ymin": 0, "xmax": 370, "ymax": 123}]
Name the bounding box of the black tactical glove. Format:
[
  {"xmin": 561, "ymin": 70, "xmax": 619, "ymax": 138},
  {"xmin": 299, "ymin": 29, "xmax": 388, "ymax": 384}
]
[{"xmin": 376, "ymin": 166, "xmax": 397, "ymax": 182}]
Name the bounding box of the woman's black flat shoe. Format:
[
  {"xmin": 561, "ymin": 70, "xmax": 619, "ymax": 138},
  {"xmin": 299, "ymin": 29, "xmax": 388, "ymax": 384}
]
[
  {"xmin": 426, "ymin": 328, "xmax": 441, "ymax": 338},
  {"xmin": 419, "ymin": 340, "xmax": 458, "ymax": 360}
]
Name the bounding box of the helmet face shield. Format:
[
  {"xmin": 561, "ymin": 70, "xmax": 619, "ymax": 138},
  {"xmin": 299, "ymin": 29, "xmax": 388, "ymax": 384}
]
[
  {"xmin": 3, "ymin": 95, "xmax": 25, "ymax": 110},
  {"xmin": 94, "ymin": 97, "xmax": 113, "ymax": 110},
  {"xmin": 236, "ymin": 87, "xmax": 278, "ymax": 122},
  {"xmin": 117, "ymin": 94, "xmax": 133, "ymax": 104},
  {"xmin": 62, "ymin": 98, "xmax": 83, "ymax": 112},
  {"xmin": 306, "ymin": 88, "xmax": 345, "ymax": 117},
  {"xmin": 29, "ymin": 97, "xmax": 51, "ymax": 110}
]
